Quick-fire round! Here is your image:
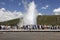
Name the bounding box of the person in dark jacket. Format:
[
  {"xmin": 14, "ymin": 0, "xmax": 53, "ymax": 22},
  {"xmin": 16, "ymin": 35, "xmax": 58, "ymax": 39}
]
[{"xmin": 0, "ymin": 25, "xmax": 2, "ymax": 30}]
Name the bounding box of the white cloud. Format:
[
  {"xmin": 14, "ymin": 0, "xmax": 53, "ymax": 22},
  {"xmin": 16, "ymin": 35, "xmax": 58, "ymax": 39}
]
[
  {"xmin": 38, "ymin": 13, "xmax": 42, "ymax": 15},
  {"xmin": 0, "ymin": 2, "xmax": 5, "ymax": 5},
  {"xmin": 0, "ymin": 8, "xmax": 23, "ymax": 22},
  {"xmin": 53, "ymin": 7, "xmax": 60, "ymax": 12},
  {"xmin": 53, "ymin": 7, "xmax": 60, "ymax": 15},
  {"xmin": 41, "ymin": 5, "xmax": 49, "ymax": 9}
]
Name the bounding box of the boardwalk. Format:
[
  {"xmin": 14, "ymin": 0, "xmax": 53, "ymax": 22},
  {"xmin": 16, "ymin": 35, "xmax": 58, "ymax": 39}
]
[
  {"xmin": 0, "ymin": 29, "xmax": 60, "ymax": 32},
  {"xmin": 0, "ymin": 32, "xmax": 60, "ymax": 40}
]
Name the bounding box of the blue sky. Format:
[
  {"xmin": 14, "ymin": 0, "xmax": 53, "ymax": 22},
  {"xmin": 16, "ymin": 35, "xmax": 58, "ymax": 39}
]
[{"xmin": 0, "ymin": 0, "xmax": 60, "ymax": 15}]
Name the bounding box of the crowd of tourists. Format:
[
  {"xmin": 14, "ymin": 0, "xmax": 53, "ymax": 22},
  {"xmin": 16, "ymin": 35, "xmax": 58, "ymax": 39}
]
[
  {"xmin": 0, "ymin": 25, "xmax": 60, "ymax": 30},
  {"xmin": 21, "ymin": 25, "xmax": 60, "ymax": 30},
  {"xmin": 0, "ymin": 25, "xmax": 19, "ymax": 30}
]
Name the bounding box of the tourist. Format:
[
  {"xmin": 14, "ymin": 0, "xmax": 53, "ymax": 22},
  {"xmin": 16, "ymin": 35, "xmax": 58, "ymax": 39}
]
[
  {"xmin": 26, "ymin": 25, "xmax": 28, "ymax": 29},
  {"xmin": 7, "ymin": 26, "xmax": 11, "ymax": 30},
  {"xmin": 1, "ymin": 25, "xmax": 5, "ymax": 30},
  {"xmin": 37, "ymin": 25, "xmax": 40, "ymax": 29},
  {"xmin": 0, "ymin": 25, "xmax": 1, "ymax": 30},
  {"xmin": 23, "ymin": 25, "xmax": 26, "ymax": 29},
  {"xmin": 41, "ymin": 25, "xmax": 44, "ymax": 30},
  {"xmin": 16, "ymin": 25, "xmax": 19, "ymax": 29}
]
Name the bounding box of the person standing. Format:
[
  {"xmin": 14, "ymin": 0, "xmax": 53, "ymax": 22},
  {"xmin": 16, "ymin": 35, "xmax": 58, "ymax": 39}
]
[{"xmin": 0, "ymin": 25, "xmax": 1, "ymax": 30}]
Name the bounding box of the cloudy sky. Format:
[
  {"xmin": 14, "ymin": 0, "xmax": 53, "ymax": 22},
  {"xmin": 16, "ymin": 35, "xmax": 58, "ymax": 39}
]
[{"xmin": 0, "ymin": 0, "xmax": 60, "ymax": 21}]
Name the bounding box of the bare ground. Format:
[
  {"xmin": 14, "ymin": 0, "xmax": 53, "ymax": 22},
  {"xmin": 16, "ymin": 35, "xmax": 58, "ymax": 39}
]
[{"xmin": 0, "ymin": 32, "xmax": 60, "ymax": 40}]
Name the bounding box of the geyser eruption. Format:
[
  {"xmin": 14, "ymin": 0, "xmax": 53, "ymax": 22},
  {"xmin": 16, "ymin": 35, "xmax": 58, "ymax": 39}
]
[{"xmin": 23, "ymin": 1, "xmax": 38, "ymax": 25}]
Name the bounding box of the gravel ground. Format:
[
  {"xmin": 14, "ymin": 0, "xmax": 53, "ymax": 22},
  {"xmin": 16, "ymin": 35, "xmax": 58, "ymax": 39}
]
[{"xmin": 0, "ymin": 32, "xmax": 60, "ymax": 40}]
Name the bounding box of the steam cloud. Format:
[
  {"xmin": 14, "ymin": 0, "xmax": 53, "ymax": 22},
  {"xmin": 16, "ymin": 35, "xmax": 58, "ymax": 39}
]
[{"xmin": 22, "ymin": 1, "xmax": 38, "ymax": 25}]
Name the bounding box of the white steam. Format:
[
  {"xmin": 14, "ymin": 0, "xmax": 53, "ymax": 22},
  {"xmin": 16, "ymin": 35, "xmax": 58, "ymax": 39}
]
[{"xmin": 23, "ymin": 1, "xmax": 38, "ymax": 25}]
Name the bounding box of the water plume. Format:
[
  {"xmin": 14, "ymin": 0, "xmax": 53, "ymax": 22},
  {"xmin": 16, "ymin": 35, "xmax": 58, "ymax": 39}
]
[{"xmin": 23, "ymin": 1, "xmax": 38, "ymax": 25}]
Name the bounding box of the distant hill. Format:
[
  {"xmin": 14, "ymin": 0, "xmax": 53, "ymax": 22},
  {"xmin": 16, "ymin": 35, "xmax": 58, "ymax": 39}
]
[
  {"xmin": 0, "ymin": 15, "xmax": 60, "ymax": 26},
  {"xmin": 0, "ymin": 18, "xmax": 20, "ymax": 26},
  {"xmin": 37, "ymin": 15, "xmax": 60, "ymax": 25}
]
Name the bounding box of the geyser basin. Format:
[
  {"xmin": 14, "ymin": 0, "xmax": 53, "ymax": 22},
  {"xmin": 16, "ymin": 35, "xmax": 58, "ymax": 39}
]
[{"xmin": 23, "ymin": 1, "xmax": 38, "ymax": 25}]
